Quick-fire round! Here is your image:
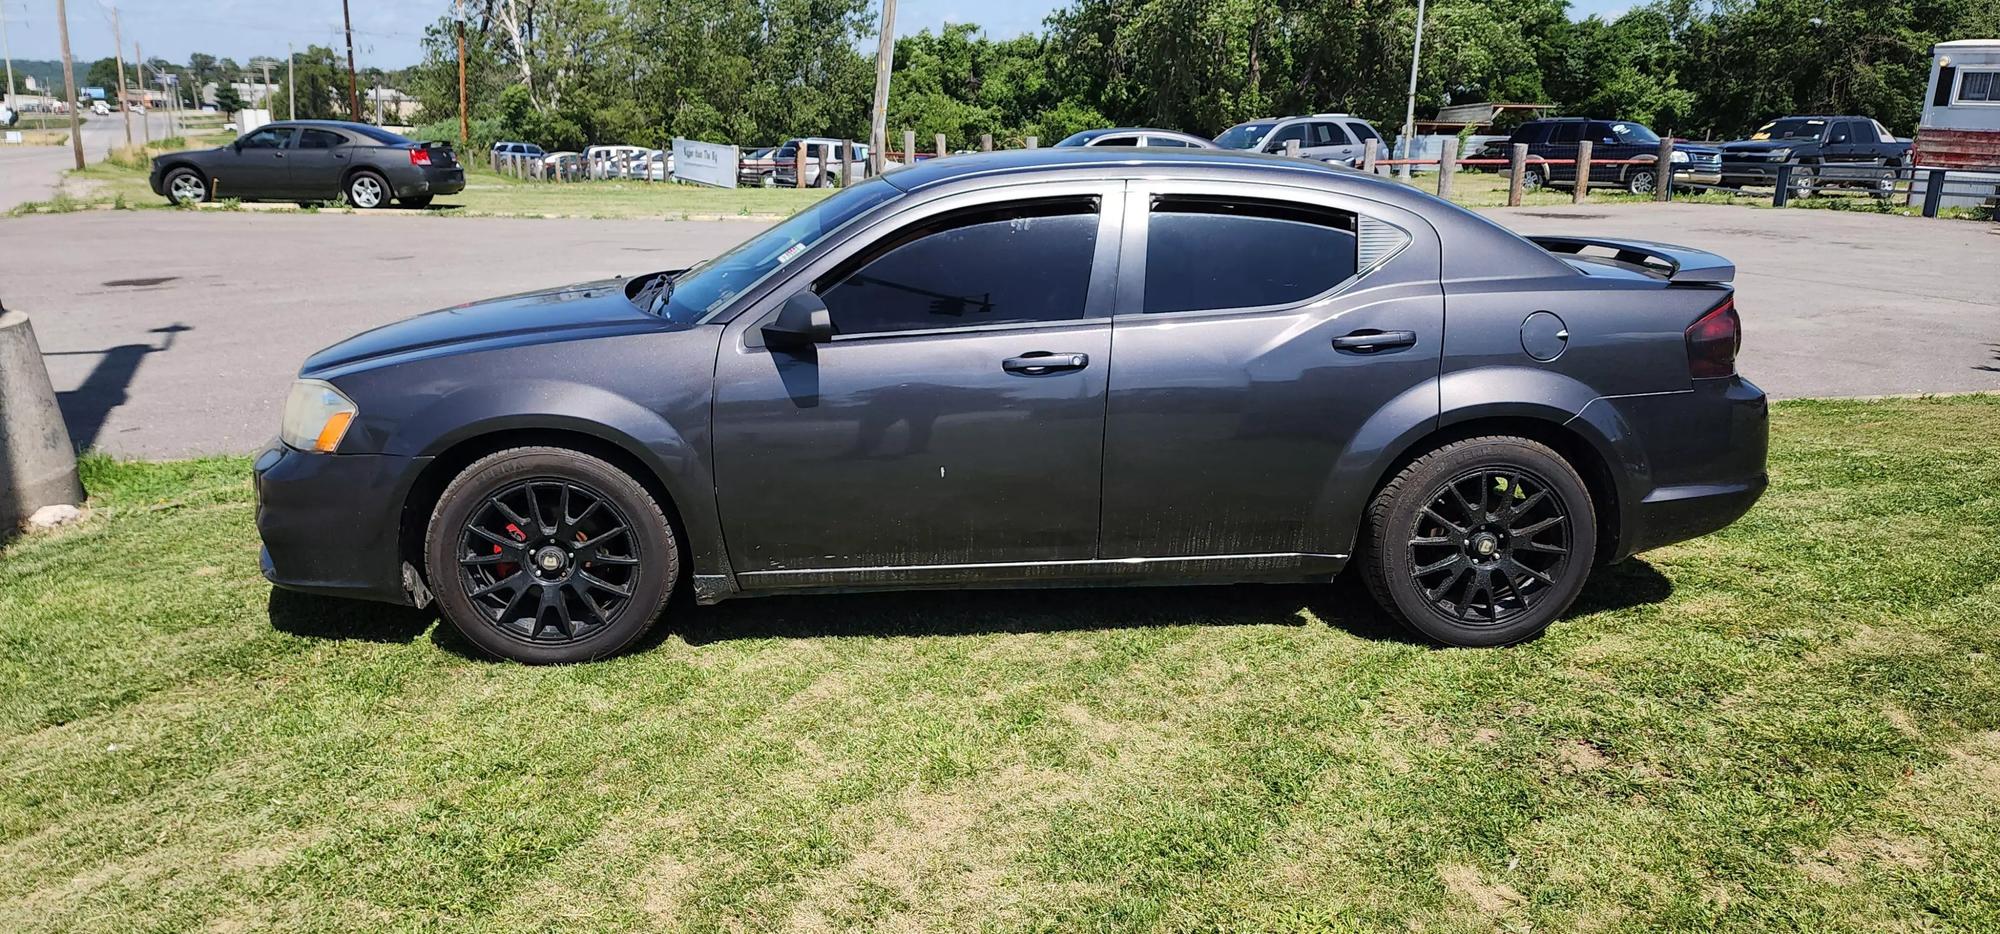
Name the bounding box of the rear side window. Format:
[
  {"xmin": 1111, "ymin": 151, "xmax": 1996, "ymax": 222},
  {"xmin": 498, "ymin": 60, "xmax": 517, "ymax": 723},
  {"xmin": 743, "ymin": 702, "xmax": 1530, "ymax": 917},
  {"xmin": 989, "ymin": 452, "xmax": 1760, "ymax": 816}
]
[
  {"xmin": 298, "ymin": 129, "xmax": 345, "ymax": 150},
  {"xmin": 1093, "ymin": 135, "xmax": 1140, "ymax": 146},
  {"xmin": 818, "ymin": 198, "xmax": 1100, "ymax": 336},
  {"xmin": 1311, "ymin": 122, "xmax": 1351, "ymax": 145},
  {"xmin": 1142, "ymin": 196, "xmax": 1358, "ymax": 314}
]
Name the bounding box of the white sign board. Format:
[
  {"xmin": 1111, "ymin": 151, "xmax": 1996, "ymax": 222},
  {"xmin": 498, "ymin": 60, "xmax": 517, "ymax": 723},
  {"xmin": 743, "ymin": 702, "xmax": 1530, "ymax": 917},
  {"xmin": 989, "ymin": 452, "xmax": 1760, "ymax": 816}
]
[
  {"xmin": 3, "ymin": 131, "xmax": 21, "ymax": 145},
  {"xmin": 671, "ymin": 137, "xmax": 738, "ymax": 189},
  {"xmin": 238, "ymin": 108, "xmax": 272, "ymax": 135}
]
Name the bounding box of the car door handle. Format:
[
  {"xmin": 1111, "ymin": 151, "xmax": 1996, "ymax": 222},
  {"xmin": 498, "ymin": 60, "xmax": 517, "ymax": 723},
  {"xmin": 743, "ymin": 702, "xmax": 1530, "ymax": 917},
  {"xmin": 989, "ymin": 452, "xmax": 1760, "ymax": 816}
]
[
  {"xmin": 1002, "ymin": 351, "xmax": 1090, "ymax": 374},
  {"xmin": 1332, "ymin": 329, "xmax": 1418, "ymax": 353}
]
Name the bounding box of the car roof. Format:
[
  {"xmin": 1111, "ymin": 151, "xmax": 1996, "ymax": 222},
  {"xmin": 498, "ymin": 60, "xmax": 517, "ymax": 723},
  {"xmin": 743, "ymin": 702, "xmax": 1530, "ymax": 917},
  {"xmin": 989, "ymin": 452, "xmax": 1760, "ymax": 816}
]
[{"xmin": 881, "ymin": 147, "xmax": 1409, "ymax": 202}]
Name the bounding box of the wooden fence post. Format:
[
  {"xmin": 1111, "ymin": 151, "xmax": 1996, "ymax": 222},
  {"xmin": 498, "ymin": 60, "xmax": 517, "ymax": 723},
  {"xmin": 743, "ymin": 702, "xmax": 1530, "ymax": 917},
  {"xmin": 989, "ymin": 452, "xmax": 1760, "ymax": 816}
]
[
  {"xmin": 1437, "ymin": 139, "xmax": 1456, "ymax": 201},
  {"xmin": 1508, "ymin": 143, "xmax": 1528, "ymax": 207},
  {"xmin": 903, "ymin": 129, "xmax": 916, "ymax": 163},
  {"xmin": 1025, "ymin": 135, "xmax": 1038, "ymax": 149},
  {"xmin": 842, "ymin": 140, "xmax": 854, "ymax": 186},
  {"xmin": 980, "ymin": 133, "xmax": 993, "ymax": 152},
  {"xmin": 1655, "ymin": 137, "xmax": 1674, "ymax": 201},
  {"xmin": 1574, "ymin": 139, "xmax": 1592, "ymax": 203},
  {"xmin": 794, "ymin": 144, "xmax": 805, "ymax": 188},
  {"xmin": 935, "ymin": 133, "xmax": 947, "ymax": 158},
  {"xmin": 1362, "ymin": 138, "xmax": 1378, "ymax": 174}
]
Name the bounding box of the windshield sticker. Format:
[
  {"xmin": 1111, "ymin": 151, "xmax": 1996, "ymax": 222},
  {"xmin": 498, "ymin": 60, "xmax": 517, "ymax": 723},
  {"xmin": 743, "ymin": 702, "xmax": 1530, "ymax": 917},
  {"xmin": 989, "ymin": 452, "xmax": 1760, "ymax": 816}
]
[{"xmin": 777, "ymin": 242, "xmax": 809, "ymax": 265}]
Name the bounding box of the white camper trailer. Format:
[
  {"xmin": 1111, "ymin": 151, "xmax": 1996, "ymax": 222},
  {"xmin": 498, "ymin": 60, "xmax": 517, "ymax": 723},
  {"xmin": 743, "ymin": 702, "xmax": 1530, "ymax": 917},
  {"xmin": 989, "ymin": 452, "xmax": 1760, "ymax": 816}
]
[{"xmin": 1912, "ymin": 39, "xmax": 2000, "ymax": 211}]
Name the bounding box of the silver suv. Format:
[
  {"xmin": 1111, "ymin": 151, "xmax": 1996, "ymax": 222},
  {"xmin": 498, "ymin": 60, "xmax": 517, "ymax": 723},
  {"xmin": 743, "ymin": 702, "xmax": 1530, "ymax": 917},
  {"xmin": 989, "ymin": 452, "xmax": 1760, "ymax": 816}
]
[{"xmin": 1213, "ymin": 113, "xmax": 1386, "ymax": 165}]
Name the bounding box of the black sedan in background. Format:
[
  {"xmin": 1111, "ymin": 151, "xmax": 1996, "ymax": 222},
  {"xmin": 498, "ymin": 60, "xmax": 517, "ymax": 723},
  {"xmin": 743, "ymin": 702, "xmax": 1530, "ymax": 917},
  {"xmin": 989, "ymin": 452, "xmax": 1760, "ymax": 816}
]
[{"xmin": 149, "ymin": 120, "xmax": 465, "ymax": 208}]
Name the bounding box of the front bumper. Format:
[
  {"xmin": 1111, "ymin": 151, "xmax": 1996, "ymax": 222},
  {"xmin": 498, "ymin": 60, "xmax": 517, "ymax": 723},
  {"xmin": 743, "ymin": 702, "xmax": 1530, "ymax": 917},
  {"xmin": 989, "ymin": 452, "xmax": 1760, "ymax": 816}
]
[
  {"xmin": 1673, "ymin": 168, "xmax": 1723, "ymax": 185},
  {"xmin": 1580, "ymin": 375, "xmax": 1770, "ymax": 561},
  {"xmin": 254, "ymin": 442, "xmax": 431, "ymax": 605}
]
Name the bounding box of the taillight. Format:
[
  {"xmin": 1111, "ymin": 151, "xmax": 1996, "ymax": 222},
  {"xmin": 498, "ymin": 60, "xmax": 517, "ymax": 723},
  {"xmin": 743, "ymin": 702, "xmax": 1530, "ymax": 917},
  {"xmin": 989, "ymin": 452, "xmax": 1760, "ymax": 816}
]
[
  {"xmin": 408, "ymin": 148, "xmax": 432, "ymax": 166},
  {"xmin": 1685, "ymin": 297, "xmax": 1740, "ymax": 379}
]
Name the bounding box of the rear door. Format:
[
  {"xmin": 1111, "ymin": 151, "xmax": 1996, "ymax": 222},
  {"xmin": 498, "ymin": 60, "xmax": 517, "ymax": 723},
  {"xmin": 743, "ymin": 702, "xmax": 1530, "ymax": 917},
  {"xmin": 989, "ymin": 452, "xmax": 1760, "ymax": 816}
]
[
  {"xmin": 712, "ymin": 182, "xmax": 1124, "ymax": 584},
  {"xmin": 288, "ymin": 127, "xmax": 351, "ymax": 198},
  {"xmin": 1302, "ymin": 121, "xmax": 1355, "ymax": 162},
  {"xmin": 1544, "ymin": 122, "xmax": 1583, "ymax": 182},
  {"xmin": 1098, "ymin": 180, "xmax": 1443, "ymax": 561}
]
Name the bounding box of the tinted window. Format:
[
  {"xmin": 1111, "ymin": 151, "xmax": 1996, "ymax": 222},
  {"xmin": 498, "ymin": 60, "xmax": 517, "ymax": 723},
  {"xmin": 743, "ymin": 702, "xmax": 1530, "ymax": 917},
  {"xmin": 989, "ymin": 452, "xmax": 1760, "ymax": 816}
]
[
  {"xmin": 1548, "ymin": 122, "xmax": 1583, "ymax": 144},
  {"xmin": 1348, "ymin": 121, "xmax": 1381, "ymax": 141},
  {"xmin": 819, "ymin": 199, "xmax": 1100, "ymax": 336},
  {"xmin": 1143, "ymin": 197, "xmax": 1358, "ymax": 314},
  {"xmin": 1959, "ymin": 71, "xmax": 1997, "ymax": 103},
  {"xmin": 298, "ymin": 129, "xmax": 345, "ymax": 150},
  {"xmin": 1587, "ymin": 121, "xmax": 1619, "ymax": 143},
  {"xmin": 1513, "ymin": 123, "xmax": 1548, "ymax": 144},
  {"xmin": 1934, "ymin": 66, "xmax": 1957, "ymax": 106},
  {"xmin": 1092, "ymin": 135, "xmax": 1140, "ymax": 146},
  {"xmin": 240, "ymin": 126, "xmax": 295, "ymax": 149}
]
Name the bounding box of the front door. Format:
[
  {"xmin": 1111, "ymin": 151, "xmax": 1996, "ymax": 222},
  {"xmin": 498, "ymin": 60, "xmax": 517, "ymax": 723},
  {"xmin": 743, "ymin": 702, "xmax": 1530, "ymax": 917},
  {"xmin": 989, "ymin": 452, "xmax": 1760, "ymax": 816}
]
[
  {"xmin": 712, "ymin": 186, "xmax": 1123, "ymax": 585},
  {"xmin": 1099, "ymin": 181, "xmax": 1443, "ymax": 561},
  {"xmin": 216, "ymin": 124, "xmax": 295, "ymax": 197},
  {"xmin": 288, "ymin": 127, "xmax": 352, "ymax": 198}
]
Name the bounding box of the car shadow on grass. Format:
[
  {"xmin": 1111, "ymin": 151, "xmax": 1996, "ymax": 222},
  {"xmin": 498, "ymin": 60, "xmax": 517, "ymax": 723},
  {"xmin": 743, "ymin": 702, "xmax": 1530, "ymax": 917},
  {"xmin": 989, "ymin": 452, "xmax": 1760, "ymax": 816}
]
[{"xmin": 266, "ymin": 559, "xmax": 1674, "ymax": 660}]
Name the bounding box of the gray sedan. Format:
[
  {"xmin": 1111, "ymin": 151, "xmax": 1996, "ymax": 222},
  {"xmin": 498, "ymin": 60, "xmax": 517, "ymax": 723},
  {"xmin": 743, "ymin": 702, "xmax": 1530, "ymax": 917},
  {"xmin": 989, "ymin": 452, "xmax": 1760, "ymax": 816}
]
[
  {"xmin": 148, "ymin": 120, "xmax": 465, "ymax": 208},
  {"xmin": 256, "ymin": 148, "xmax": 1766, "ymax": 662},
  {"xmin": 1055, "ymin": 127, "xmax": 1221, "ymax": 149}
]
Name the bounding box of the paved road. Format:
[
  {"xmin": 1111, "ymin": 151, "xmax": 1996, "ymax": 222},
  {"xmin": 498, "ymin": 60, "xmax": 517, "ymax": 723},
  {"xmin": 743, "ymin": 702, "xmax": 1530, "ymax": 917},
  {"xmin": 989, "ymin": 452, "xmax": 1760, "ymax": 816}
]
[
  {"xmin": 0, "ymin": 202, "xmax": 1994, "ymax": 459},
  {"xmin": 0, "ymin": 112, "xmax": 180, "ymax": 212}
]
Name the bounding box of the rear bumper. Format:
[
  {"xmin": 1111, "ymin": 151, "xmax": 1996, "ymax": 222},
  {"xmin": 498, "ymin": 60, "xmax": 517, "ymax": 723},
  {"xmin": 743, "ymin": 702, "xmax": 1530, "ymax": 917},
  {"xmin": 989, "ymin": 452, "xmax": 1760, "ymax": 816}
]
[
  {"xmin": 1577, "ymin": 375, "xmax": 1770, "ymax": 561},
  {"xmin": 254, "ymin": 442, "xmax": 430, "ymax": 605},
  {"xmin": 390, "ymin": 166, "xmax": 465, "ymax": 198}
]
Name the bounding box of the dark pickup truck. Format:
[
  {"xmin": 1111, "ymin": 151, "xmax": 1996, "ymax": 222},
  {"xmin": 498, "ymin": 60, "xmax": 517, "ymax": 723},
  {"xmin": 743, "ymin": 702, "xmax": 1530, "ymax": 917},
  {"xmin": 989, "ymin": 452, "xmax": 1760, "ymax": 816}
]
[{"xmin": 1718, "ymin": 115, "xmax": 1911, "ymax": 192}]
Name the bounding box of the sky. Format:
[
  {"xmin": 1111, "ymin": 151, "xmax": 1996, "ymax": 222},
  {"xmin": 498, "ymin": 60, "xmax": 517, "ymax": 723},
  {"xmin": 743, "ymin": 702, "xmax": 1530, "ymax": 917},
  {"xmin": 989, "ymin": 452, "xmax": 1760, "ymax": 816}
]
[{"xmin": 2, "ymin": 0, "xmax": 1638, "ymax": 70}]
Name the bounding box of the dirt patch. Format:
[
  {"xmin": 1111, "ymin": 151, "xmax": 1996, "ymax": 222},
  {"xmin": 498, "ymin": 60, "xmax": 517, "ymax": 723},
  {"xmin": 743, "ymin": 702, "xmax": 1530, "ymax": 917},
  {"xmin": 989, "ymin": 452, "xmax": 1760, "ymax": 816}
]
[
  {"xmin": 1558, "ymin": 739, "xmax": 1612, "ymax": 772},
  {"xmin": 1439, "ymin": 863, "xmax": 1526, "ymax": 913}
]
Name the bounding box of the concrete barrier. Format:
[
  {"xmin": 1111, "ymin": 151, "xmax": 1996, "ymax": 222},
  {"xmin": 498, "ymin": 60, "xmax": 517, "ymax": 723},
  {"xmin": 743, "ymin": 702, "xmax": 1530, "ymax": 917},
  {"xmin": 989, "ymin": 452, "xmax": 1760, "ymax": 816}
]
[{"xmin": 0, "ymin": 308, "xmax": 83, "ymax": 528}]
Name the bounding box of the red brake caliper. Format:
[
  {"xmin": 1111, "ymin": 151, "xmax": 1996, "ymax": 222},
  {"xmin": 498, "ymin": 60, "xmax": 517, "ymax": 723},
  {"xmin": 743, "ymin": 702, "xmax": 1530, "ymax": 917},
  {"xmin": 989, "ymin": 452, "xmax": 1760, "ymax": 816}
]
[{"xmin": 493, "ymin": 522, "xmax": 526, "ymax": 578}]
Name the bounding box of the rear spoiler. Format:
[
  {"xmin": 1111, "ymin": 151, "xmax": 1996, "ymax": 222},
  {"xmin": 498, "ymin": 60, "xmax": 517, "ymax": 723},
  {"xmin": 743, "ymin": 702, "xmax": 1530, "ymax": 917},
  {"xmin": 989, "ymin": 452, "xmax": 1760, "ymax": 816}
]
[{"xmin": 1527, "ymin": 235, "xmax": 1734, "ymax": 284}]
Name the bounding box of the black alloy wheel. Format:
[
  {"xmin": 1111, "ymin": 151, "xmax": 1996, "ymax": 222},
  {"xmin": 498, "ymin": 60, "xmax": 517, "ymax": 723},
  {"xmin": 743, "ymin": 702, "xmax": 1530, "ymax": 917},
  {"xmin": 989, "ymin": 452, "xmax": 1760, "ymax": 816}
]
[
  {"xmin": 1362, "ymin": 436, "xmax": 1597, "ymax": 646},
  {"xmin": 427, "ymin": 447, "xmax": 677, "ymax": 663}
]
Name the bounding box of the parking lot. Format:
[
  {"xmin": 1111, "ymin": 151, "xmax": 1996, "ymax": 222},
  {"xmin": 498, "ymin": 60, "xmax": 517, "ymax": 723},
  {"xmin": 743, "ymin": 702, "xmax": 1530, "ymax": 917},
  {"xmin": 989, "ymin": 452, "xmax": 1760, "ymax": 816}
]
[{"xmin": 2, "ymin": 201, "xmax": 1996, "ymax": 458}]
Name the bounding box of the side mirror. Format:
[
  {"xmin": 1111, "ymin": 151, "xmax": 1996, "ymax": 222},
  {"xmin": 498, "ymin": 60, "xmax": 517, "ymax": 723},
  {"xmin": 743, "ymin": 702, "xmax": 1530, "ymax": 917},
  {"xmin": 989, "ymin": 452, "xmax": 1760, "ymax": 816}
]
[
  {"xmin": 763, "ymin": 291, "xmax": 832, "ymax": 349},
  {"xmin": 232, "ymin": 140, "xmax": 242, "ymax": 153}
]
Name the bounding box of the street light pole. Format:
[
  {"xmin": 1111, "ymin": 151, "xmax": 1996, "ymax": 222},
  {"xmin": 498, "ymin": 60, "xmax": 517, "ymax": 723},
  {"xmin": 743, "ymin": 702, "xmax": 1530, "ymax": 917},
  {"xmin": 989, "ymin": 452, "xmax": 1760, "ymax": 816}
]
[
  {"xmin": 288, "ymin": 43, "xmax": 296, "ymax": 119},
  {"xmin": 2, "ymin": 2, "xmax": 17, "ymax": 114},
  {"xmin": 112, "ymin": 6, "xmax": 132, "ymax": 147},
  {"xmin": 868, "ymin": 0, "xmax": 897, "ymax": 175},
  {"xmin": 1399, "ymin": 0, "xmax": 1428, "ymax": 179},
  {"xmin": 341, "ymin": 0, "xmax": 361, "ymax": 120}
]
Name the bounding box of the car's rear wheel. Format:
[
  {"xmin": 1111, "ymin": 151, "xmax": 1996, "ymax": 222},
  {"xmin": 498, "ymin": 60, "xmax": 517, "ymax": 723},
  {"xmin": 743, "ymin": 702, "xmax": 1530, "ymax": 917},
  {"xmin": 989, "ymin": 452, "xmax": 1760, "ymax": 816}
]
[
  {"xmin": 1360, "ymin": 436, "xmax": 1597, "ymax": 646},
  {"xmin": 1626, "ymin": 168, "xmax": 1657, "ymax": 194},
  {"xmin": 164, "ymin": 168, "xmax": 208, "ymax": 205},
  {"xmin": 425, "ymin": 447, "xmax": 678, "ymax": 663},
  {"xmin": 401, "ymin": 194, "xmax": 434, "ymax": 209},
  {"xmin": 345, "ymin": 171, "xmax": 389, "ymax": 209},
  {"xmin": 1521, "ymin": 166, "xmax": 1545, "ymax": 190}
]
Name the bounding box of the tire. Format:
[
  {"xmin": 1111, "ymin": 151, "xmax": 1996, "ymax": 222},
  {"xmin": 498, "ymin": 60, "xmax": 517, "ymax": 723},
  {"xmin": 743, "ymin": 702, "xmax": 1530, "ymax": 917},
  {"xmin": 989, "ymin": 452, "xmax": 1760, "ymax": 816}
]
[
  {"xmin": 1521, "ymin": 166, "xmax": 1544, "ymax": 191},
  {"xmin": 345, "ymin": 170, "xmax": 390, "ymax": 209},
  {"xmin": 1626, "ymin": 168, "xmax": 1657, "ymax": 195},
  {"xmin": 164, "ymin": 167, "xmax": 208, "ymax": 205},
  {"xmin": 400, "ymin": 194, "xmax": 434, "ymax": 209},
  {"xmin": 425, "ymin": 447, "xmax": 679, "ymax": 663},
  {"xmin": 1360, "ymin": 436, "xmax": 1597, "ymax": 647}
]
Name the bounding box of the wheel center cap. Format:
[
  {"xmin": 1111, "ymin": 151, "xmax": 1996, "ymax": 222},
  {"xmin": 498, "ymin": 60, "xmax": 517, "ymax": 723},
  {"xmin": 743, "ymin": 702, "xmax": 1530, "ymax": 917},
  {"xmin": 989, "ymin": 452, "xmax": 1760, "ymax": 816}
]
[
  {"xmin": 535, "ymin": 546, "xmax": 567, "ymax": 573},
  {"xmin": 1470, "ymin": 533, "xmax": 1499, "ymax": 557}
]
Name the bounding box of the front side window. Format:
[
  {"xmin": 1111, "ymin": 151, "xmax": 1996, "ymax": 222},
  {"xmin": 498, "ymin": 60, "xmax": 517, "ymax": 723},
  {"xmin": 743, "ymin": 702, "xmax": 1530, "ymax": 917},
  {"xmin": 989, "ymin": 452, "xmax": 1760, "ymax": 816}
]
[
  {"xmin": 1264, "ymin": 123, "xmax": 1309, "ymax": 151},
  {"xmin": 818, "ymin": 198, "xmax": 1101, "ymax": 336},
  {"xmin": 240, "ymin": 126, "xmax": 295, "ymax": 149},
  {"xmin": 1959, "ymin": 70, "xmax": 1998, "ymax": 103},
  {"xmin": 655, "ymin": 178, "xmax": 902, "ymax": 323},
  {"xmin": 1143, "ymin": 196, "xmax": 1359, "ymax": 314}
]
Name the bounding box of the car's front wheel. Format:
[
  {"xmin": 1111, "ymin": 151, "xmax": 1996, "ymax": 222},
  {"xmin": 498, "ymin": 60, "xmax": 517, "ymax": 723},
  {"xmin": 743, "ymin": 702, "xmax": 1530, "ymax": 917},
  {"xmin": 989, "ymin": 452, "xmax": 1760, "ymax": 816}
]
[
  {"xmin": 164, "ymin": 167, "xmax": 208, "ymax": 205},
  {"xmin": 345, "ymin": 171, "xmax": 390, "ymax": 209},
  {"xmin": 425, "ymin": 447, "xmax": 679, "ymax": 663},
  {"xmin": 1360, "ymin": 436, "xmax": 1597, "ymax": 646}
]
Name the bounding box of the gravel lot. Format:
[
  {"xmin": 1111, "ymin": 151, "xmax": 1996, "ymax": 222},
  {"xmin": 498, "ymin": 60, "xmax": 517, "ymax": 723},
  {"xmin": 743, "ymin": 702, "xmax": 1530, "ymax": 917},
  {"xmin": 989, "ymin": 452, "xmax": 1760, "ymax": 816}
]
[{"xmin": 2, "ymin": 202, "xmax": 1995, "ymax": 458}]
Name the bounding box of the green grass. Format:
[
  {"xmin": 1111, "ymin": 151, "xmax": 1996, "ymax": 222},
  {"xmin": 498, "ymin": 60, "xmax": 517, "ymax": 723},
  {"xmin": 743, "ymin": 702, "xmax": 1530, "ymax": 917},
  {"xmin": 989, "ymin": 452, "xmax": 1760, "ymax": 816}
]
[{"xmin": 4, "ymin": 397, "xmax": 2000, "ymax": 931}]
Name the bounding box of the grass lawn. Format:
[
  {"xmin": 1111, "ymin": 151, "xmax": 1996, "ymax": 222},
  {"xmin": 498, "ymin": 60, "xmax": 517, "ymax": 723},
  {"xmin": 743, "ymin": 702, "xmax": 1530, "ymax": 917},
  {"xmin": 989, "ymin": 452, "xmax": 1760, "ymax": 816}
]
[{"xmin": 3, "ymin": 396, "xmax": 1998, "ymax": 931}]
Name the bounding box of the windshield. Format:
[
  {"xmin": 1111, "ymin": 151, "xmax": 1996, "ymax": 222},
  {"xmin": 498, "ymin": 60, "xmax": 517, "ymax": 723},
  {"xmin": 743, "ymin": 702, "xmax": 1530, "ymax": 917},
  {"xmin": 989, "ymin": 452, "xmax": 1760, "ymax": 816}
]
[
  {"xmin": 1609, "ymin": 122, "xmax": 1661, "ymax": 145},
  {"xmin": 657, "ymin": 177, "xmax": 902, "ymax": 323},
  {"xmin": 1213, "ymin": 122, "xmax": 1275, "ymax": 150},
  {"xmin": 1751, "ymin": 118, "xmax": 1825, "ymax": 141}
]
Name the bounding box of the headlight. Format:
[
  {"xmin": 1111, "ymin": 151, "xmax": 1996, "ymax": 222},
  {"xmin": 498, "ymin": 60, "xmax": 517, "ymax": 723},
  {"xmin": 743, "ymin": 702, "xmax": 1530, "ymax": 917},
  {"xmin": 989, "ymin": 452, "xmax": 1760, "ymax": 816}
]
[
  {"xmin": 1768, "ymin": 147, "xmax": 1792, "ymax": 161},
  {"xmin": 1670, "ymin": 150, "xmax": 1690, "ymax": 163},
  {"xmin": 280, "ymin": 379, "xmax": 358, "ymax": 453}
]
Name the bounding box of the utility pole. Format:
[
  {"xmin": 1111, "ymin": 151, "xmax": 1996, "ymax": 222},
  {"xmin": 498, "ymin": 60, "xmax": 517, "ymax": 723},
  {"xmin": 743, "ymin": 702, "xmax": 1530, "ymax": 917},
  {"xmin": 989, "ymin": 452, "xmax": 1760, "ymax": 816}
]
[
  {"xmin": 135, "ymin": 42, "xmax": 148, "ymax": 143},
  {"xmin": 287, "ymin": 43, "xmax": 295, "ymax": 119},
  {"xmin": 261, "ymin": 61, "xmax": 271, "ymax": 110},
  {"xmin": 2, "ymin": 1, "xmax": 16, "ymax": 114},
  {"xmin": 868, "ymin": 0, "xmax": 897, "ymax": 175},
  {"xmin": 341, "ymin": 0, "xmax": 361, "ymax": 120},
  {"xmin": 55, "ymin": 0, "xmax": 83, "ymax": 169},
  {"xmin": 1398, "ymin": 0, "xmax": 1428, "ymax": 180},
  {"xmin": 456, "ymin": 0, "xmax": 467, "ymax": 142},
  {"xmin": 112, "ymin": 6, "xmax": 132, "ymax": 147}
]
